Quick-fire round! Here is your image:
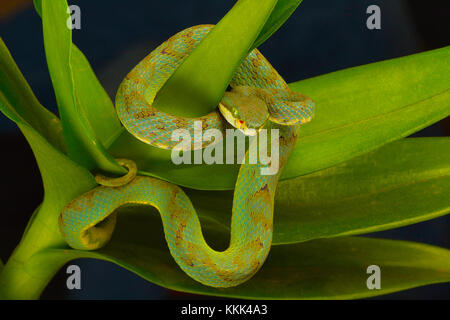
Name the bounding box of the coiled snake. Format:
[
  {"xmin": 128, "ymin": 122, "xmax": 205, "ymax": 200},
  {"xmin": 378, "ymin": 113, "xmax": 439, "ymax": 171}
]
[{"xmin": 59, "ymin": 25, "xmax": 314, "ymax": 288}]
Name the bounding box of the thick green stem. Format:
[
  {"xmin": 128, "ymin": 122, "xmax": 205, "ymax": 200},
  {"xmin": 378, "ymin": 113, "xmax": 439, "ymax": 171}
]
[
  {"xmin": 0, "ymin": 122, "xmax": 97, "ymax": 299},
  {"xmin": 0, "ymin": 203, "xmax": 71, "ymax": 299},
  {"xmin": 0, "ymin": 254, "xmax": 63, "ymax": 300}
]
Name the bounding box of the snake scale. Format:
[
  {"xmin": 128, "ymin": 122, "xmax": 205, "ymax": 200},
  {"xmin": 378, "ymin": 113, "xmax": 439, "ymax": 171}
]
[{"xmin": 59, "ymin": 25, "xmax": 314, "ymax": 288}]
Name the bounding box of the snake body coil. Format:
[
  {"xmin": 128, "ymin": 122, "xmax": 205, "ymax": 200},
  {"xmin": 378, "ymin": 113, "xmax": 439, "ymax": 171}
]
[{"xmin": 59, "ymin": 25, "xmax": 314, "ymax": 288}]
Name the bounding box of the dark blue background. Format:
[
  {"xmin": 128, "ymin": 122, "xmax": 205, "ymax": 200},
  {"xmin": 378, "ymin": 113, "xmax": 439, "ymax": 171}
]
[{"xmin": 0, "ymin": 0, "xmax": 449, "ymax": 299}]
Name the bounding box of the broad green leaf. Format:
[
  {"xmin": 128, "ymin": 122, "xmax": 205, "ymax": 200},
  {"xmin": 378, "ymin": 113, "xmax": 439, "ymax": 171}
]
[
  {"xmin": 14, "ymin": 124, "xmax": 96, "ymax": 249},
  {"xmin": 33, "ymin": 0, "xmax": 123, "ymax": 149},
  {"xmin": 0, "ymin": 38, "xmax": 97, "ymax": 298},
  {"xmin": 274, "ymin": 137, "xmax": 450, "ymax": 244},
  {"xmin": 0, "ymin": 122, "xmax": 97, "ymax": 298},
  {"xmin": 284, "ymin": 46, "xmax": 450, "ymax": 179},
  {"xmin": 0, "ymin": 35, "xmax": 94, "ymax": 251},
  {"xmin": 35, "ymin": 213, "xmax": 450, "ymax": 299},
  {"xmin": 0, "ymin": 71, "xmax": 97, "ymax": 298},
  {"xmin": 0, "ymin": 37, "xmax": 95, "ymax": 226},
  {"xmin": 187, "ymin": 138, "xmax": 450, "ymax": 244},
  {"xmin": 39, "ymin": 0, "xmax": 123, "ymax": 173},
  {"xmin": 70, "ymin": 45, "xmax": 123, "ymax": 148},
  {"xmin": 152, "ymin": 0, "xmax": 278, "ymax": 117},
  {"xmin": 0, "ymin": 39, "xmax": 95, "ymax": 245},
  {"xmin": 252, "ymin": 0, "xmax": 303, "ymax": 49},
  {"xmin": 0, "ymin": 38, "xmax": 64, "ymax": 151},
  {"xmin": 109, "ymin": 47, "xmax": 450, "ymax": 190},
  {"xmin": 0, "ymin": 104, "xmax": 97, "ymax": 298},
  {"xmin": 33, "ymin": 0, "xmax": 42, "ymax": 15}
]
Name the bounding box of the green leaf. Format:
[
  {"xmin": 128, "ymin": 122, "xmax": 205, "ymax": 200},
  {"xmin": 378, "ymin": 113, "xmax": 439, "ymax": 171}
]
[
  {"xmin": 0, "ymin": 39, "xmax": 96, "ymax": 253},
  {"xmin": 34, "ymin": 0, "xmax": 122, "ymax": 148},
  {"xmin": 0, "ymin": 11, "xmax": 104, "ymax": 239},
  {"xmin": 0, "ymin": 36, "xmax": 98, "ymax": 298},
  {"xmin": 0, "ymin": 61, "xmax": 97, "ymax": 297},
  {"xmin": 252, "ymin": 0, "xmax": 303, "ymax": 49},
  {"xmin": 109, "ymin": 47, "xmax": 450, "ymax": 190},
  {"xmin": 36, "ymin": 214, "xmax": 450, "ymax": 299},
  {"xmin": 70, "ymin": 45, "xmax": 123, "ymax": 148},
  {"xmin": 38, "ymin": 0, "xmax": 125, "ymax": 148},
  {"xmin": 0, "ymin": 85, "xmax": 97, "ymax": 298},
  {"xmin": 0, "ymin": 121, "xmax": 97, "ymax": 298},
  {"xmin": 153, "ymin": 0, "xmax": 305, "ymax": 117},
  {"xmin": 33, "ymin": 0, "xmax": 42, "ymax": 15},
  {"xmin": 39, "ymin": 0, "xmax": 123, "ymax": 173},
  {"xmin": 274, "ymin": 137, "xmax": 450, "ymax": 244},
  {"xmin": 17, "ymin": 124, "xmax": 97, "ymax": 246},
  {"xmin": 152, "ymin": 0, "xmax": 278, "ymax": 117},
  {"xmin": 0, "ymin": 38, "xmax": 64, "ymax": 151},
  {"xmin": 284, "ymin": 46, "xmax": 450, "ymax": 179},
  {"xmin": 187, "ymin": 138, "xmax": 450, "ymax": 244}
]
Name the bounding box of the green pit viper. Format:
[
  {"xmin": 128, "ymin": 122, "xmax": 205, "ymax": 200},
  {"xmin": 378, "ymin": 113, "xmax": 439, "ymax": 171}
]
[{"xmin": 59, "ymin": 25, "xmax": 314, "ymax": 288}]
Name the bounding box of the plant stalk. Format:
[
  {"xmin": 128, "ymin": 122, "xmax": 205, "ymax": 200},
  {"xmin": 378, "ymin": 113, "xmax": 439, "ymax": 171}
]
[{"xmin": 0, "ymin": 204, "xmax": 70, "ymax": 299}]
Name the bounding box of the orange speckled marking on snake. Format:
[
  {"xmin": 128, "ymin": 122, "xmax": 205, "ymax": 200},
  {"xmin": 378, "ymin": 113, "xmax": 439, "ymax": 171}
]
[{"xmin": 59, "ymin": 25, "xmax": 314, "ymax": 288}]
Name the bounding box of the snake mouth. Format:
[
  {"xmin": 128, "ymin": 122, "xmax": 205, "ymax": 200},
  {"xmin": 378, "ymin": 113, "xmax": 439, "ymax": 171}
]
[
  {"xmin": 237, "ymin": 121, "xmax": 257, "ymax": 136},
  {"xmin": 218, "ymin": 103, "xmax": 258, "ymax": 136}
]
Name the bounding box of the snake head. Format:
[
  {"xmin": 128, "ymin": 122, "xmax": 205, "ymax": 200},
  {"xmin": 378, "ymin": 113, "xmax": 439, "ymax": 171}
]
[{"xmin": 218, "ymin": 86, "xmax": 269, "ymax": 136}]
